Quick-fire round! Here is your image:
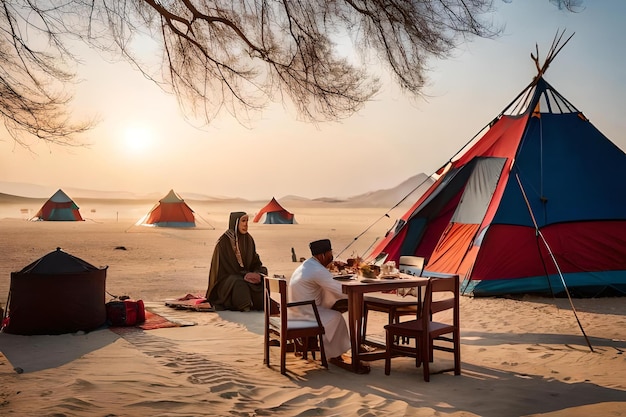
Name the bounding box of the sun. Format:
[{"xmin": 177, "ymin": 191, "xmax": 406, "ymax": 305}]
[{"xmin": 122, "ymin": 126, "xmax": 154, "ymax": 155}]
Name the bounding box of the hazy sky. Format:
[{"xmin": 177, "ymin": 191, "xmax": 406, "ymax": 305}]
[{"xmin": 1, "ymin": 1, "xmax": 625, "ymax": 200}]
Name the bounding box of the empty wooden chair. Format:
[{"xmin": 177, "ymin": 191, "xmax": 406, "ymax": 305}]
[
  {"xmin": 263, "ymin": 276, "xmax": 328, "ymax": 375},
  {"xmin": 361, "ymin": 256, "xmax": 425, "ymax": 345},
  {"xmin": 384, "ymin": 275, "xmax": 460, "ymax": 382}
]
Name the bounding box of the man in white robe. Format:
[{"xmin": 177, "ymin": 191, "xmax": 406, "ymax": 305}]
[{"xmin": 288, "ymin": 239, "xmax": 352, "ymax": 367}]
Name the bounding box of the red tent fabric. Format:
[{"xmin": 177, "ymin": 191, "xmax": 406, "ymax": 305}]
[
  {"xmin": 136, "ymin": 189, "xmax": 195, "ymax": 227},
  {"xmin": 32, "ymin": 189, "xmax": 83, "ymax": 221},
  {"xmin": 253, "ymin": 197, "xmax": 295, "ymax": 224}
]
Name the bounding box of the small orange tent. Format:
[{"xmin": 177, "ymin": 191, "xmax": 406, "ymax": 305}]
[
  {"xmin": 136, "ymin": 189, "xmax": 195, "ymax": 227},
  {"xmin": 31, "ymin": 189, "xmax": 83, "ymax": 221},
  {"xmin": 253, "ymin": 197, "xmax": 295, "ymax": 224}
]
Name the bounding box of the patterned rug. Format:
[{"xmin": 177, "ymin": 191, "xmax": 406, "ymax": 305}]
[
  {"xmin": 109, "ymin": 309, "xmax": 195, "ymax": 333},
  {"xmin": 138, "ymin": 310, "xmax": 182, "ymax": 330}
]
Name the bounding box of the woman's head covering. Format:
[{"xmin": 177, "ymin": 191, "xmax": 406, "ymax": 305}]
[
  {"xmin": 229, "ymin": 212, "xmax": 247, "ymax": 232},
  {"xmin": 226, "ymin": 211, "xmax": 248, "ymax": 268}
]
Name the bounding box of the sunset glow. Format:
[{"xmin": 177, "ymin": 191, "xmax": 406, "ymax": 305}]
[{"xmin": 122, "ymin": 126, "xmax": 154, "ymax": 155}]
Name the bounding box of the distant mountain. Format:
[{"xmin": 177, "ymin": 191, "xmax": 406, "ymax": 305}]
[
  {"xmin": 0, "ymin": 192, "xmax": 43, "ymax": 203},
  {"xmin": 0, "ymin": 182, "xmax": 57, "ymax": 198},
  {"xmin": 342, "ymin": 174, "xmax": 434, "ymax": 208},
  {"xmin": 278, "ymin": 195, "xmax": 311, "ymax": 202},
  {"xmin": 0, "ymin": 182, "xmax": 239, "ymax": 202},
  {"xmin": 277, "ymin": 174, "xmax": 433, "ymax": 208},
  {"xmin": 181, "ymin": 192, "xmax": 251, "ymax": 202},
  {"xmin": 0, "ymin": 174, "xmax": 434, "ymax": 207},
  {"xmin": 64, "ymin": 188, "xmax": 163, "ymax": 201}
]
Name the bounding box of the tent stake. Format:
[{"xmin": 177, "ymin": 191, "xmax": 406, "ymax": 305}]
[{"xmin": 515, "ymin": 174, "xmax": 594, "ymax": 352}]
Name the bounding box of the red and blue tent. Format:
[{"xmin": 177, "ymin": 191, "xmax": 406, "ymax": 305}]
[
  {"xmin": 32, "ymin": 189, "xmax": 83, "ymax": 221},
  {"xmin": 368, "ymin": 60, "xmax": 626, "ymax": 297},
  {"xmin": 252, "ymin": 197, "xmax": 295, "ymax": 224}
]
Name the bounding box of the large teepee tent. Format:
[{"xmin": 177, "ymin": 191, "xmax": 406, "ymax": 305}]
[
  {"xmin": 252, "ymin": 197, "xmax": 295, "ymax": 224},
  {"xmin": 136, "ymin": 189, "xmax": 196, "ymax": 227},
  {"xmin": 368, "ymin": 36, "xmax": 626, "ymax": 297},
  {"xmin": 31, "ymin": 189, "xmax": 83, "ymax": 221}
]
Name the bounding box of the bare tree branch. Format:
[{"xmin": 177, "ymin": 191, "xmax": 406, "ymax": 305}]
[{"xmin": 0, "ymin": 0, "xmax": 582, "ymax": 146}]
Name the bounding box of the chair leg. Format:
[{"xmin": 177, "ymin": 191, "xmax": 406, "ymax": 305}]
[
  {"xmin": 319, "ymin": 335, "xmax": 328, "ymax": 368},
  {"xmin": 393, "ymin": 311, "xmax": 411, "ymax": 345},
  {"xmin": 384, "ymin": 328, "xmax": 393, "ymax": 375},
  {"xmin": 312, "ymin": 336, "xmax": 321, "ymax": 360},
  {"xmin": 303, "ymin": 336, "xmax": 316, "ymax": 360},
  {"xmin": 302, "ymin": 337, "xmax": 309, "ymax": 360},
  {"xmin": 392, "ymin": 310, "xmax": 410, "ymax": 345},
  {"xmin": 421, "ymin": 334, "xmax": 430, "ymax": 382},
  {"xmin": 454, "ymin": 329, "xmax": 461, "ymax": 375},
  {"xmin": 280, "ymin": 335, "xmax": 287, "ymax": 375},
  {"xmin": 429, "ymin": 338, "xmax": 434, "ymax": 363}
]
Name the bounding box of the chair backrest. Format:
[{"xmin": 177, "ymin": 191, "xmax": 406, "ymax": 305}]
[
  {"xmin": 399, "ymin": 255, "xmax": 426, "ymax": 277},
  {"xmin": 265, "ymin": 277, "xmax": 288, "ymax": 330},
  {"xmin": 263, "ymin": 276, "xmax": 328, "ymax": 374},
  {"xmin": 422, "ymin": 275, "xmax": 460, "ymax": 324}
]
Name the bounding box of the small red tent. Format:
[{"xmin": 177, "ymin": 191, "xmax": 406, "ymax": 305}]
[
  {"xmin": 253, "ymin": 197, "xmax": 295, "ymax": 224},
  {"xmin": 136, "ymin": 189, "xmax": 196, "ymax": 227},
  {"xmin": 31, "ymin": 189, "xmax": 83, "ymax": 221}
]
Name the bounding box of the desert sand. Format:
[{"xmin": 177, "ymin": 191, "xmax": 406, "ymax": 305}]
[{"xmin": 1, "ymin": 198, "xmax": 625, "ymax": 417}]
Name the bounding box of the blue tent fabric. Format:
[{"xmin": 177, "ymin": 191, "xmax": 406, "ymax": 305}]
[{"xmin": 264, "ymin": 212, "xmax": 294, "ymax": 224}]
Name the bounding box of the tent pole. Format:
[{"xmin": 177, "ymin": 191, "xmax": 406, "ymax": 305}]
[
  {"xmin": 515, "ymin": 174, "xmax": 594, "ymax": 352},
  {"xmin": 195, "ymin": 213, "xmax": 216, "ymax": 230},
  {"xmin": 336, "ymin": 213, "xmax": 391, "ymax": 259},
  {"xmin": 532, "ymin": 231, "xmax": 557, "ymax": 298},
  {"xmin": 361, "ymin": 237, "xmax": 380, "ymax": 259}
]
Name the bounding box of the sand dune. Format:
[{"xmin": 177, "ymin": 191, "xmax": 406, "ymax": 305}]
[{"xmin": 1, "ymin": 202, "xmax": 625, "ymax": 416}]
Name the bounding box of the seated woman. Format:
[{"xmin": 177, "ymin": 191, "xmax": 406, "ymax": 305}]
[{"xmin": 205, "ymin": 212, "xmax": 268, "ymax": 311}]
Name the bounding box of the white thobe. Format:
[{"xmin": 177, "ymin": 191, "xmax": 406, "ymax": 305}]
[{"xmin": 288, "ymin": 257, "xmax": 351, "ymax": 360}]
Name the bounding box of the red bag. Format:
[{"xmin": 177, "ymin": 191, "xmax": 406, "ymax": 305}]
[{"xmin": 106, "ymin": 300, "xmax": 145, "ymax": 326}]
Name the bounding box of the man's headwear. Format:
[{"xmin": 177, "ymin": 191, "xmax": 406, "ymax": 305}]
[{"xmin": 309, "ymin": 239, "xmax": 332, "ymax": 256}]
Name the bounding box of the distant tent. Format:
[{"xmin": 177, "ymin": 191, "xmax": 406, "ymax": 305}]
[
  {"xmin": 252, "ymin": 197, "xmax": 295, "ymax": 224},
  {"xmin": 368, "ymin": 39, "xmax": 626, "ymax": 297},
  {"xmin": 136, "ymin": 189, "xmax": 196, "ymax": 227},
  {"xmin": 32, "ymin": 189, "xmax": 83, "ymax": 221},
  {"xmin": 3, "ymin": 247, "xmax": 107, "ymax": 335}
]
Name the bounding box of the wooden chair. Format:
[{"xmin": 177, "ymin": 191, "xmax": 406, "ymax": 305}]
[
  {"xmin": 361, "ymin": 256, "xmax": 425, "ymax": 345},
  {"xmin": 384, "ymin": 275, "xmax": 460, "ymax": 382},
  {"xmin": 263, "ymin": 276, "xmax": 328, "ymax": 375}
]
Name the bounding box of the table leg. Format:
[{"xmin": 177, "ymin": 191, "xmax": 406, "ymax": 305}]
[{"xmin": 347, "ymin": 291, "xmax": 364, "ymax": 373}]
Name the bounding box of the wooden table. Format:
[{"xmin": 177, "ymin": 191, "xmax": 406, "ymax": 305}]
[{"xmin": 341, "ymin": 275, "xmax": 429, "ymax": 373}]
